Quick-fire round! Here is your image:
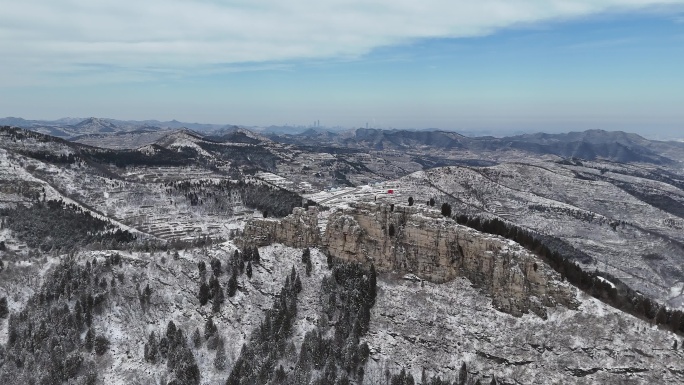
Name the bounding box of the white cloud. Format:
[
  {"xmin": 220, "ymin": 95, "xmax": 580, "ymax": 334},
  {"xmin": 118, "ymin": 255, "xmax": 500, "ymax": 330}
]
[{"xmin": 0, "ymin": 0, "xmax": 682, "ymax": 84}]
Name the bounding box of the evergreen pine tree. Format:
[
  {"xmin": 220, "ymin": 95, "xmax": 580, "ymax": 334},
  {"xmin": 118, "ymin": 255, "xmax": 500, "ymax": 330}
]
[
  {"xmin": 254, "ymin": 247, "xmax": 261, "ymax": 264},
  {"xmin": 198, "ymin": 281, "xmax": 210, "ymax": 306},
  {"xmin": 204, "ymin": 317, "xmax": 217, "ymax": 340},
  {"xmin": 84, "ymin": 328, "xmax": 94, "ymax": 351},
  {"xmin": 207, "ymin": 334, "xmax": 219, "ymax": 350},
  {"xmin": 233, "ymin": 249, "xmax": 241, "ymax": 262},
  {"xmin": 246, "ymin": 261, "xmax": 253, "ymax": 278},
  {"xmin": 198, "ymin": 261, "xmax": 206, "ymax": 281},
  {"xmin": 213, "ymin": 289, "xmax": 224, "ymax": 313},
  {"xmin": 167, "ymin": 320, "xmax": 177, "ymax": 341},
  {"xmin": 669, "ymin": 310, "xmax": 683, "ymax": 333},
  {"xmin": 211, "ymin": 258, "xmax": 222, "ymax": 276},
  {"xmin": 441, "ymin": 202, "xmax": 452, "ymax": 217},
  {"xmin": 94, "ymin": 335, "xmax": 110, "ymax": 355},
  {"xmin": 0, "ymin": 297, "xmax": 8, "ymax": 319},
  {"xmin": 656, "ymin": 306, "xmax": 669, "ymax": 325},
  {"xmin": 74, "ymin": 300, "xmax": 83, "ymax": 328},
  {"xmin": 143, "ymin": 284, "xmax": 152, "ymax": 303},
  {"xmin": 302, "ymin": 249, "xmax": 312, "ymax": 276},
  {"xmin": 192, "ymin": 328, "xmax": 202, "ymax": 349},
  {"xmin": 159, "ymin": 337, "xmax": 169, "ymax": 358},
  {"xmin": 209, "ymin": 275, "xmax": 220, "ymax": 298},
  {"xmin": 294, "ymin": 274, "xmax": 302, "ymax": 293},
  {"xmin": 459, "ymin": 363, "xmax": 467, "ymax": 385},
  {"xmin": 145, "ymin": 331, "xmax": 158, "ymax": 362},
  {"xmin": 302, "ymin": 247, "xmax": 311, "ymax": 263},
  {"xmin": 227, "ymin": 270, "xmax": 238, "ymax": 297},
  {"xmin": 305, "ymin": 256, "xmax": 312, "ymax": 276},
  {"xmin": 214, "ymin": 338, "xmax": 227, "ymax": 370}
]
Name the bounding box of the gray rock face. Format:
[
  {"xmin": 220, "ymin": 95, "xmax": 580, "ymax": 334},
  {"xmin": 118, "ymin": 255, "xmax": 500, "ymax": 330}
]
[
  {"xmin": 241, "ymin": 206, "xmax": 320, "ymax": 248},
  {"xmin": 242, "ymin": 202, "xmax": 578, "ymax": 317}
]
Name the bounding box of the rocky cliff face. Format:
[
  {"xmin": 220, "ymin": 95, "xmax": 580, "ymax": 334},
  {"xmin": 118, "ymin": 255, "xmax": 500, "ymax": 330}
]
[
  {"xmin": 241, "ymin": 206, "xmax": 320, "ymax": 248},
  {"xmin": 242, "ymin": 202, "xmax": 578, "ymax": 317}
]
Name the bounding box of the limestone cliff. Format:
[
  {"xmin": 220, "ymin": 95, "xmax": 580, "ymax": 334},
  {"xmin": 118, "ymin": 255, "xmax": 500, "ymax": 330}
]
[
  {"xmin": 241, "ymin": 202, "xmax": 578, "ymax": 317},
  {"xmin": 322, "ymin": 202, "xmax": 578, "ymax": 317},
  {"xmin": 240, "ymin": 206, "xmax": 320, "ymax": 249}
]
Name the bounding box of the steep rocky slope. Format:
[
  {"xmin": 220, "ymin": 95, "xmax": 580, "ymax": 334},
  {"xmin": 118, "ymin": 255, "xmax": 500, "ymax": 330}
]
[
  {"xmin": 240, "ymin": 207, "xmax": 684, "ymax": 384},
  {"xmin": 243, "ymin": 202, "xmax": 577, "ymax": 317},
  {"xmin": 366, "ymin": 275, "xmax": 684, "ymax": 385},
  {"xmin": 322, "ymin": 203, "xmax": 578, "ymax": 317},
  {"xmin": 3, "ymin": 241, "xmax": 683, "ymax": 385}
]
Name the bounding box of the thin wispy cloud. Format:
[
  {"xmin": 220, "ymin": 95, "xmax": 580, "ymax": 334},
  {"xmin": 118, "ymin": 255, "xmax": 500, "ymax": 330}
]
[
  {"xmin": 564, "ymin": 37, "xmax": 641, "ymax": 50},
  {"xmin": 1, "ymin": 0, "xmax": 683, "ymax": 85}
]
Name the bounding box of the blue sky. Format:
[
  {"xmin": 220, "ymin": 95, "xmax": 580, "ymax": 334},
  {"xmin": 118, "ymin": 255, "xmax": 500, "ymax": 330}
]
[{"xmin": 1, "ymin": 1, "xmax": 683, "ymax": 137}]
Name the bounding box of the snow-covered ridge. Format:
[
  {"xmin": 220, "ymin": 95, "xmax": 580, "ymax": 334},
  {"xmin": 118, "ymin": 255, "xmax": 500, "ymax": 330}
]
[{"xmin": 242, "ymin": 201, "xmax": 578, "ymax": 318}]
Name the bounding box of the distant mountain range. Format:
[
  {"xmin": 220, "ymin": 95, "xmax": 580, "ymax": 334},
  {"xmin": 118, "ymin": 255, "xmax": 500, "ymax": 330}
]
[
  {"xmin": 0, "ymin": 116, "xmax": 231, "ymax": 137},
  {"xmin": 3, "ymin": 116, "xmax": 684, "ymax": 165},
  {"xmin": 0, "ymin": 116, "xmax": 321, "ymax": 138},
  {"xmin": 268, "ymin": 127, "xmax": 684, "ymax": 165}
]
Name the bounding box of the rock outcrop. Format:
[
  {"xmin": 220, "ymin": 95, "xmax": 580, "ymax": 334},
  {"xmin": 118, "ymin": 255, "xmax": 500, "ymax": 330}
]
[
  {"xmin": 322, "ymin": 202, "xmax": 578, "ymax": 317},
  {"xmin": 241, "ymin": 202, "xmax": 578, "ymax": 317},
  {"xmin": 240, "ymin": 206, "xmax": 320, "ymax": 249}
]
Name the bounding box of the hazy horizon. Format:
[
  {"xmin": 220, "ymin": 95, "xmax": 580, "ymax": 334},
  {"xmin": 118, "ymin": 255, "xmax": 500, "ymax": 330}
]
[
  {"xmin": 2, "ymin": 1, "xmax": 683, "ymax": 138},
  {"xmin": 4, "ymin": 114, "xmax": 684, "ymax": 141}
]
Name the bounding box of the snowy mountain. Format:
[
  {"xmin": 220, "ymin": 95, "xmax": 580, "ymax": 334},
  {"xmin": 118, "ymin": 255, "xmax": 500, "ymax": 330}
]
[
  {"xmin": 206, "ymin": 126, "xmax": 271, "ymax": 145},
  {"xmin": 0, "ymin": 116, "xmax": 233, "ymax": 139},
  {"xmin": 2, "ymin": 124, "xmax": 684, "ymax": 384},
  {"xmin": 267, "ymin": 128, "xmax": 683, "ymax": 165},
  {"xmin": 72, "ymin": 117, "xmax": 119, "ymax": 133}
]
